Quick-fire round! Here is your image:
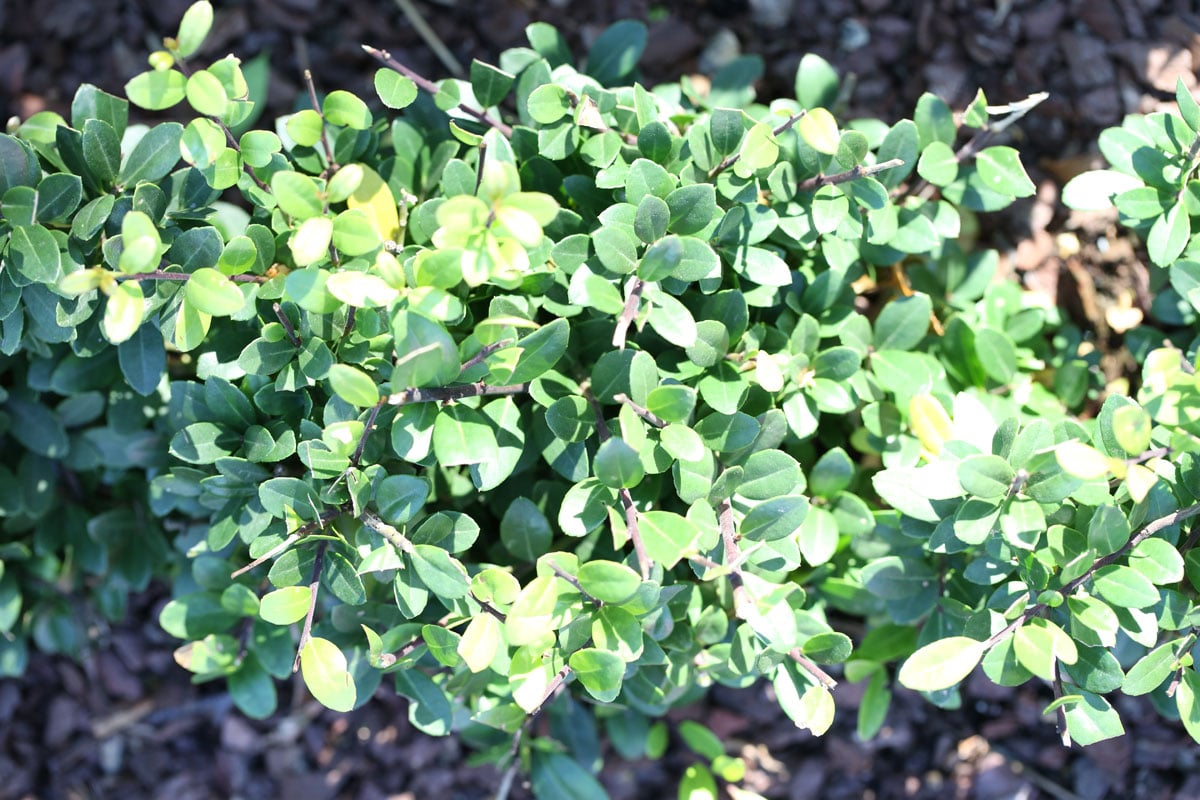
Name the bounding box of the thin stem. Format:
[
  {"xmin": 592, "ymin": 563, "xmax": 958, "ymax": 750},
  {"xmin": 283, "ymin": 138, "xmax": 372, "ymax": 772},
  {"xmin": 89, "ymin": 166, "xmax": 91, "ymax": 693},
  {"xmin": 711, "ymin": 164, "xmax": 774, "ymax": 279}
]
[
  {"xmin": 273, "ymin": 302, "xmax": 302, "ymax": 348},
  {"xmin": 495, "ymin": 665, "xmax": 574, "ymax": 800},
  {"xmin": 230, "ymin": 507, "xmax": 343, "ymax": 578},
  {"xmin": 708, "ymin": 111, "xmax": 806, "ymax": 179},
  {"xmin": 548, "ymin": 562, "xmax": 600, "ymax": 606},
  {"xmin": 292, "ymin": 540, "xmax": 328, "ymax": 672},
  {"xmin": 796, "ymin": 158, "xmax": 906, "ymax": 193},
  {"xmin": 583, "ymin": 386, "xmax": 652, "ymax": 580},
  {"xmin": 386, "ymin": 381, "xmax": 528, "ymax": 407},
  {"xmin": 613, "ymin": 393, "xmax": 667, "ymax": 428},
  {"xmin": 363, "ymin": 45, "xmax": 513, "ymax": 138},
  {"xmin": 303, "ymin": 69, "xmax": 337, "ymax": 174},
  {"xmin": 460, "ymin": 338, "xmax": 514, "ymax": 374},
  {"xmin": 116, "ymin": 270, "xmax": 270, "ymax": 284},
  {"xmin": 788, "ymin": 649, "xmax": 838, "ymax": 691},
  {"xmin": 350, "ymin": 400, "xmax": 385, "ymax": 467},
  {"xmin": 392, "ymin": 0, "xmax": 465, "ymax": 78},
  {"xmin": 612, "ymin": 277, "xmax": 644, "ymax": 350},
  {"xmin": 984, "ymin": 502, "xmax": 1200, "ymax": 650},
  {"xmin": 361, "ymin": 510, "xmax": 415, "ymax": 554},
  {"xmin": 475, "ymin": 140, "xmax": 488, "ymax": 195}
]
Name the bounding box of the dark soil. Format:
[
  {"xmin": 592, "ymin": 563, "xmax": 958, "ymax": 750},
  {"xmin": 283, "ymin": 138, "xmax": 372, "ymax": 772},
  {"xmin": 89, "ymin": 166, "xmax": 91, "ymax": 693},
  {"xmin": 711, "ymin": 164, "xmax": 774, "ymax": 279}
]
[{"xmin": 3, "ymin": 1, "xmax": 1200, "ymax": 798}]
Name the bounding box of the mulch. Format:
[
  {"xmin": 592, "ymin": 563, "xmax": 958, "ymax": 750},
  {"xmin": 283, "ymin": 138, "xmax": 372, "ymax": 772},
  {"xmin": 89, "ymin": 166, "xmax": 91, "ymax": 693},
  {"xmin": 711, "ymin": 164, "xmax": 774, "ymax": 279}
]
[{"xmin": 2, "ymin": 1, "xmax": 1200, "ymax": 797}]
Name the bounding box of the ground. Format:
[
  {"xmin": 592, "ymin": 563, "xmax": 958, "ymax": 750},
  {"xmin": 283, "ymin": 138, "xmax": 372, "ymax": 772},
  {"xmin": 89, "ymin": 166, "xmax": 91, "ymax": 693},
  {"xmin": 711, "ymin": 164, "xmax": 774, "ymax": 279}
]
[{"xmin": 2, "ymin": 1, "xmax": 1200, "ymax": 798}]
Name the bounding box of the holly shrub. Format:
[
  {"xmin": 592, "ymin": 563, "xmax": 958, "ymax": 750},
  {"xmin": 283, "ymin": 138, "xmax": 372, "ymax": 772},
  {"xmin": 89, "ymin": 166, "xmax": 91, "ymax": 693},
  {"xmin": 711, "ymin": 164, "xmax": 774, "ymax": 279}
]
[{"xmin": 4, "ymin": 1, "xmax": 1200, "ymax": 795}]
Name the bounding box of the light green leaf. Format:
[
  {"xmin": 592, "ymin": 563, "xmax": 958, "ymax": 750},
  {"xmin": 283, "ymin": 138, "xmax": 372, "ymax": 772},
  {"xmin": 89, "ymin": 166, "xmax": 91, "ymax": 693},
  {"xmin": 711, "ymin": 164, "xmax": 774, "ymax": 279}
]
[
  {"xmin": 299, "ymin": 637, "xmax": 357, "ymax": 712},
  {"xmin": 897, "ymin": 636, "xmax": 985, "ymax": 692},
  {"xmin": 185, "ymin": 267, "xmax": 245, "ymax": 316},
  {"xmin": 258, "ymin": 586, "xmax": 311, "ymax": 625},
  {"xmin": 328, "ymin": 363, "xmax": 379, "ymax": 407}
]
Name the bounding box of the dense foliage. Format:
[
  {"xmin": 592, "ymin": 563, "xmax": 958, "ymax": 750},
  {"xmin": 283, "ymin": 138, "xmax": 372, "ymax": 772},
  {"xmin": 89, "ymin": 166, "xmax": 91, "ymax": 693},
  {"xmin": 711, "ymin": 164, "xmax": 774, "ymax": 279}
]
[{"xmin": 3, "ymin": 2, "xmax": 1200, "ymax": 795}]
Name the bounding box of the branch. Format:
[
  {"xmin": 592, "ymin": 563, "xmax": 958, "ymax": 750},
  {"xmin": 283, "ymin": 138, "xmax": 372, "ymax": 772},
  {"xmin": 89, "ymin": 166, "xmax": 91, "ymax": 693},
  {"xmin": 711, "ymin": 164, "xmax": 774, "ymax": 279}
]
[
  {"xmin": 459, "ymin": 338, "xmax": 514, "ymax": 374},
  {"xmin": 360, "ymin": 510, "xmax": 414, "ymax": 554},
  {"xmin": 230, "ymin": 508, "xmax": 343, "ymax": 578},
  {"xmin": 302, "ymin": 69, "xmax": 337, "ymax": 174},
  {"xmin": 583, "ymin": 386, "xmax": 652, "ymax": 580},
  {"xmin": 613, "ymin": 393, "xmax": 666, "ymax": 428},
  {"xmin": 789, "ymin": 648, "xmax": 838, "ymax": 691},
  {"xmin": 495, "ymin": 665, "xmax": 573, "ymax": 800},
  {"xmin": 350, "ymin": 400, "xmax": 385, "ymax": 467},
  {"xmin": 796, "ymin": 158, "xmax": 906, "ymax": 193},
  {"xmin": 292, "ymin": 540, "xmax": 328, "ymax": 672},
  {"xmin": 612, "ymin": 277, "xmax": 644, "ymax": 350},
  {"xmin": 385, "ymin": 381, "xmax": 528, "ymax": 407},
  {"xmin": 708, "ymin": 110, "xmax": 806, "ymax": 179},
  {"xmin": 116, "ymin": 270, "xmax": 269, "ymax": 284},
  {"xmin": 273, "ymin": 302, "xmax": 302, "ymax": 348},
  {"xmin": 362, "ymin": 45, "xmax": 513, "ymax": 138},
  {"xmin": 985, "ymin": 502, "xmax": 1200, "ymax": 650},
  {"xmin": 547, "ymin": 562, "xmax": 600, "ymax": 606}
]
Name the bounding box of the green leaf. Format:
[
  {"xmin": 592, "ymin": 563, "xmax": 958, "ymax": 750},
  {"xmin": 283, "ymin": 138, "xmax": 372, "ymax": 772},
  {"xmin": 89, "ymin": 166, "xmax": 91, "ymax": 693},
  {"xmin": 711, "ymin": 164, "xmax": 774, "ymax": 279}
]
[
  {"xmin": 125, "ymin": 69, "xmax": 187, "ymax": 111},
  {"xmin": 501, "ymin": 497, "xmax": 553, "ymax": 561},
  {"xmin": 1063, "ymin": 691, "xmax": 1124, "ymax": 746},
  {"xmin": 433, "ymin": 404, "xmax": 494, "ymax": 466},
  {"xmin": 531, "ymin": 751, "xmax": 608, "ymax": 800},
  {"xmin": 272, "ymin": 171, "xmax": 323, "ymax": 221},
  {"xmin": 118, "ymin": 323, "xmax": 167, "ymax": 396},
  {"xmin": 646, "ymin": 385, "xmax": 695, "ymax": 424},
  {"xmin": 975, "ymin": 146, "xmax": 1035, "ymax": 197},
  {"xmin": 104, "ymin": 281, "xmax": 145, "ymax": 345},
  {"xmin": 120, "ymin": 122, "xmax": 183, "ymax": 184},
  {"xmin": 374, "ymin": 69, "xmax": 418, "ymax": 110},
  {"xmin": 185, "ymin": 267, "xmax": 245, "ymax": 316},
  {"xmin": 917, "ymin": 141, "xmax": 958, "ymax": 186},
  {"xmin": 957, "ymin": 455, "xmax": 1014, "ymax": 500},
  {"xmin": 897, "ymin": 636, "xmax": 985, "ymax": 692},
  {"xmin": 34, "ymin": 173, "xmax": 82, "ymax": 223},
  {"xmin": 185, "ymin": 70, "xmax": 228, "ymax": 117},
  {"xmin": 666, "ymin": 183, "xmax": 717, "ymax": 235},
  {"xmin": 569, "ymin": 647, "xmax": 624, "ymax": 702},
  {"xmin": 1092, "ymin": 564, "xmax": 1159, "ymax": 608},
  {"xmin": 585, "ymin": 20, "xmax": 646, "ymax": 85},
  {"xmin": 8, "ymin": 224, "xmax": 62, "ymax": 283},
  {"xmin": 576, "ymin": 560, "xmax": 641, "ymax": 605},
  {"xmin": 639, "ymin": 510, "xmax": 700, "ymax": 567},
  {"xmin": 175, "ymin": 1, "xmax": 214, "ymax": 58},
  {"xmin": 507, "ymin": 576, "xmax": 559, "ymax": 646},
  {"xmin": 300, "ymin": 637, "xmax": 357, "ymax": 712},
  {"xmin": 1176, "ymin": 670, "xmax": 1200, "ymax": 745},
  {"xmin": 794, "ymin": 53, "xmax": 838, "ymax": 110},
  {"xmin": 741, "ymin": 495, "xmax": 808, "ymax": 541},
  {"xmin": 1123, "ymin": 642, "xmax": 1176, "ymax": 695},
  {"xmin": 872, "ymin": 293, "xmax": 931, "ymax": 350},
  {"xmin": 258, "ymin": 585, "xmax": 311, "ymax": 625},
  {"xmin": 411, "ymin": 544, "xmax": 469, "ymax": 599},
  {"xmin": 286, "ymin": 109, "xmax": 324, "ymax": 147},
  {"xmin": 797, "ymin": 108, "xmax": 839, "ymax": 155},
  {"xmin": 469, "ymin": 60, "xmax": 515, "ymax": 108},
  {"xmin": 1147, "ymin": 203, "xmax": 1190, "ymax": 267},
  {"xmin": 491, "ymin": 318, "xmax": 569, "ymax": 385},
  {"xmin": 527, "ymin": 83, "xmax": 571, "ymax": 124},
  {"xmin": 328, "ymin": 363, "xmax": 379, "ymax": 407},
  {"xmin": 323, "ymin": 90, "xmax": 372, "ymax": 130},
  {"xmin": 1061, "ymin": 169, "xmax": 1142, "ymax": 211},
  {"xmin": 394, "ymin": 669, "xmax": 452, "ymax": 735},
  {"xmin": 594, "ymin": 437, "xmax": 644, "ymax": 488},
  {"xmin": 392, "ymin": 311, "xmax": 460, "ymax": 388},
  {"xmin": 458, "ymin": 613, "xmax": 502, "ymax": 673}
]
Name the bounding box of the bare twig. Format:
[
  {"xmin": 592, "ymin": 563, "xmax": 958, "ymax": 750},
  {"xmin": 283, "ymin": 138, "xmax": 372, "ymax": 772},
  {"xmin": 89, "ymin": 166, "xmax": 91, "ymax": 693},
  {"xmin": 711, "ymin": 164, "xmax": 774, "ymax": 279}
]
[
  {"xmin": 788, "ymin": 649, "xmax": 838, "ymax": 691},
  {"xmin": 230, "ymin": 507, "xmax": 343, "ymax": 578},
  {"xmin": 116, "ymin": 270, "xmax": 269, "ymax": 284},
  {"xmin": 612, "ymin": 277, "xmax": 644, "ymax": 350},
  {"xmin": 708, "ymin": 110, "xmax": 806, "ymax": 179},
  {"xmin": 350, "ymin": 401, "xmax": 385, "ymax": 467},
  {"xmin": 547, "ymin": 561, "xmax": 599, "ymax": 605},
  {"xmin": 583, "ymin": 386, "xmax": 652, "ymax": 579},
  {"xmin": 460, "ymin": 338, "xmax": 514, "ymax": 374},
  {"xmin": 360, "ymin": 510, "xmax": 415, "ymax": 554},
  {"xmin": 495, "ymin": 665, "xmax": 574, "ymax": 800},
  {"xmin": 796, "ymin": 158, "xmax": 906, "ymax": 193},
  {"xmin": 292, "ymin": 540, "xmax": 328, "ymax": 672},
  {"xmin": 363, "ymin": 45, "xmax": 513, "ymax": 137},
  {"xmin": 273, "ymin": 302, "xmax": 302, "ymax": 348},
  {"xmin": 613, "ymin": 393, "xmax": 667, "ymax": 428},
  {"xmin": 302, "ymin": 69, "xmax": 337, "ymax": 174},
  {"xmin": 386, "ymin": 381, "xmax": 528, "ymax": 407}
]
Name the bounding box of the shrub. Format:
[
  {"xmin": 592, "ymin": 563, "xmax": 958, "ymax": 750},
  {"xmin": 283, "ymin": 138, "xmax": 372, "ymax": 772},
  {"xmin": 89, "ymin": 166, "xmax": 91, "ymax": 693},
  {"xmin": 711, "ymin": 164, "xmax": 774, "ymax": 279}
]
[{"xmin": 3, "ymin": 1, "xmax": 1200, "ymax": 794}]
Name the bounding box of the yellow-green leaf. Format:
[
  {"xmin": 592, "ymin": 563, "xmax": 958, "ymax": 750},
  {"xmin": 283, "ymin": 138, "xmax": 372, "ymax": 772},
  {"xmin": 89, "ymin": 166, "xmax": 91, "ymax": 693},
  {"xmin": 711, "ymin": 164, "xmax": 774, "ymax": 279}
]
[{"xmin": 299, "ymin": 637, "xmax": 357, "ymax": 712}]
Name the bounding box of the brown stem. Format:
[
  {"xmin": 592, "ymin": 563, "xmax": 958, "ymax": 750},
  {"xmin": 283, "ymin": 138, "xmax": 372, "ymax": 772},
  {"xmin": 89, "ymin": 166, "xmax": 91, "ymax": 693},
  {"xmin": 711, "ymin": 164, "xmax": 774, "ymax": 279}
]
[
  {"xmin": 303, "ymin": 69, "xmax": 337, "ymax": 174},
  {"xmin": 273, "ymin": 302, "xmax": 302, "ymax": 348},
  {"xmin": 613, "ymin": 392, "xmax": 667, "ymax": 428},
  {"xmin": 548, "ymin": 561, "xmax": 600, "ymax": 606},
  {"xmin": 612, "ymin": 278, "xmax": 644, "ymax": 350},
  {"xmin": 230, "ymin": 508, "xmax": 343, "ymax": 578},
  {"xmin": 362, "ymin": 45, "xmax": 513, "ymax": 137},
  {"xmin": 708, "ymin": 110, "xmax": 806, "ymax": 179},
  {"xmin": 459, "ymin": 338, "xmax": 514, "ymax": 374},
  {"xmin": 386, "ymin": 381, "xmax": 528, "ymax": 407},
  {"xmin": 116, "ymin": 270, "xmax": 269, "ymax": 284},
  {"xmin": 350, "ymin": 401, "xmax": 385, "ymax": 467},
  {"xmin": 292, "ymin": 540, "xmax": 328, "ymax": 672},
  {"xmin": 985, "ymin": 502, "xmax": 1200, "ymax": 650},
  {"xmin": 789, "ymin": 648, "xmax": 838, "ymax": 691},
  {"xmin": 583, "ymin": 386, "xmax": 653, "ymax": 580},
  {"xmin": 796, "ymin": 158, "xmax": 906, "ymax": 193},
  {"xmin": 360, "ymin": 510, "xmax": 415, "ymax": 554}
]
